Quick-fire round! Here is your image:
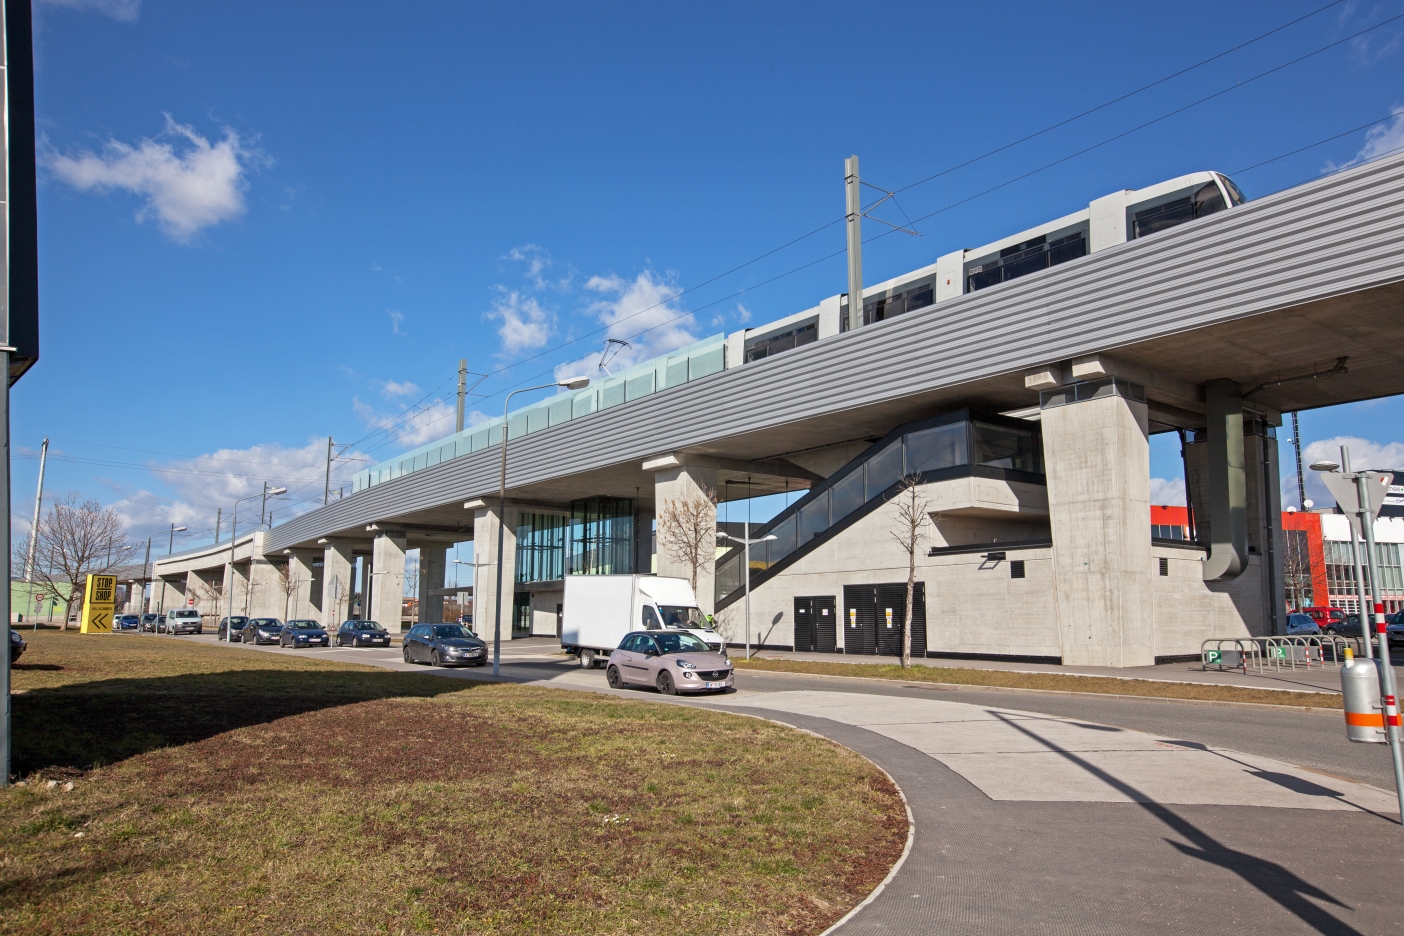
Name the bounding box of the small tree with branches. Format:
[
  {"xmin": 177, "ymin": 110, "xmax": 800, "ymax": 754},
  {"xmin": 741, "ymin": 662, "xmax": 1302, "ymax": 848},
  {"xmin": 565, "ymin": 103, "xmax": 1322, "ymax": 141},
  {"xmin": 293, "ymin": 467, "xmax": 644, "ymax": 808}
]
[
  {"xmin": 1283, "ymin": 528, "xmax": 1313, "ymax": 611},
  {"xmin": 889, "ymin": 474, "xmax": 935, "ymax": 669},
  {"xmin": 657, "ymin": 484, "xmax": 718, "ymax": 596},
  {"xmin": 32, "ymin": 493, "xmax": 136, "ymax": 630}
]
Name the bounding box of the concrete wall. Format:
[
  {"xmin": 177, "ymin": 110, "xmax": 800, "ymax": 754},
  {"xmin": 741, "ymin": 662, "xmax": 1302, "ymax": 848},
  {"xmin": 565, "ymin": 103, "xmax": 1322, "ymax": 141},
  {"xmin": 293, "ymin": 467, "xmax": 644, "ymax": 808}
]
[
  {"xmin": 371, "ymin": 532, "xmax": 407, "ymax": 631},
  {"xmin": 287, "ymin": 552, "xmax": 319, "ymax": 621},
  {"xmin": 473, "ymin": 504, "xmax": 518, "ymax": 640},
  {"xmin": 1042, "ymin": 393, "xmax": 1154, "ymax": 667},
  {"xmin": 711, "ymin": 476, "xmax": 1063, "ymax": 657},
  {"xmin": 321, "ymin": 543, "xmax": 354, "ymax": 626},
  {"xmin": 654, "ymin": 464, "xmax": 718, "ymax": 614},
  {"xmin": 419, "ymin": 545, "xmax": 446, "ymax": 624}
]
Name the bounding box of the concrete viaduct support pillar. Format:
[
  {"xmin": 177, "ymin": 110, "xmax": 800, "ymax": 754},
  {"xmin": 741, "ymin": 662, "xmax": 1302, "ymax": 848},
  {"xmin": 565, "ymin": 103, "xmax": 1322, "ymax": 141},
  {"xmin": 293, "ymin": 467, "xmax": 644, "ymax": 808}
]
[
  {"xmin": 472, "ymin": 503, "xmax": 517, "ymax": 641},
  {"xmin": 1041, "ymin": 381, "xmax": 1154, "ymax": 667},
  {"xmin": 418, "ymin": 545, "xmax": 447, "ymax": 624},
  {"xmin": 287, "ymin": 552, "xmax": 319, "ymax": 621},
  {"xmin": 653, "ymin": 463, "xmax": 719, "ymax": 615},
  {"xmin": 246, "ymin": 559, "xmax": 284, "ymax": 618},
  {"xmin": 321, "ymin": 543, "xmax": 354, "ymax": 625},
  {"xmin": 371, "ymin": 531, "xmax": 407, "ymax": 632}
]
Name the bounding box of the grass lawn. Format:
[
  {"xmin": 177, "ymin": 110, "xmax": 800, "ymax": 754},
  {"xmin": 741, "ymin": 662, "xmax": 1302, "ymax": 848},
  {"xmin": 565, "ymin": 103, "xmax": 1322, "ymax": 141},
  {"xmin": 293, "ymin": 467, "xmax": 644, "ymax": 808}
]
[
  {"xmin": 733, "ymin": 656, "xmax": 1343, "ymax": 709},
  {"xmin": 1, "ymin": 631, "xmax": 906, "ymax": 935}
]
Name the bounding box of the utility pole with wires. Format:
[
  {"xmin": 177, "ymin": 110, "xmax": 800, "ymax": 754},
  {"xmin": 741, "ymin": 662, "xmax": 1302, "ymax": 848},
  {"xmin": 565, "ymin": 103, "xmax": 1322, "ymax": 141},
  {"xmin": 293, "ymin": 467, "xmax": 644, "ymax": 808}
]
[
  {"xmin": 214, "ymin": 508, "xmax": 222, "ymax": 545},
  {"xmin": 323, "ymin": 438, "xmax": 355, "ymax": 506},
  {"xmin": 457, "ymin": 359, "xmax": 467, "ymax": 433},
  {"xmin": 24, "ymin": 437, "xmax": 46, "ymax": 582}
]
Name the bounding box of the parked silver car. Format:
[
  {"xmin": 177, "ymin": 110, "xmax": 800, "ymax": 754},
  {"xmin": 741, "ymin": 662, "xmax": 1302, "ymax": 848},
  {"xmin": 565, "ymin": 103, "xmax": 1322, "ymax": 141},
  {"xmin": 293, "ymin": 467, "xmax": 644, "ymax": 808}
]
[{"xmin": 606, "ymin": 630, "xmax": 733, "ymax": 695}]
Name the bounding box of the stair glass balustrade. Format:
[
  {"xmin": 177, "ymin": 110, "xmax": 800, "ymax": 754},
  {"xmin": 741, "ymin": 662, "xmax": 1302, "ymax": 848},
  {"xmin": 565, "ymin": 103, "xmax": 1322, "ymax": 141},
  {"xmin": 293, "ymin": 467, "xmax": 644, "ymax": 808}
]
[{"xmin": 714, "ymin": 411, "xmax": 1042, "ymax": 608}]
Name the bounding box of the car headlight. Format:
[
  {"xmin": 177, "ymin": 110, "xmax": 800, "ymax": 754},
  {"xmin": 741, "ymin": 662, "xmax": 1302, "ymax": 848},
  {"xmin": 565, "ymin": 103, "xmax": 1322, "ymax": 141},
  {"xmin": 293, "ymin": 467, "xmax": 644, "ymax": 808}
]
[{"xmin": 675, "ymin": 659, "xmax": 696, "ymax": 669}]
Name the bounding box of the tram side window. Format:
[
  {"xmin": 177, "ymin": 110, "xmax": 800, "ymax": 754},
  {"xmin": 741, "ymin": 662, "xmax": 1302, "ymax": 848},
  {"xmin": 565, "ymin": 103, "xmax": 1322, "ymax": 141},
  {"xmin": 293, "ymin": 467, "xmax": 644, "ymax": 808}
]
[{"xmin": 1133, "ymin": 183, "xmax": 1227, "ymax": 239}]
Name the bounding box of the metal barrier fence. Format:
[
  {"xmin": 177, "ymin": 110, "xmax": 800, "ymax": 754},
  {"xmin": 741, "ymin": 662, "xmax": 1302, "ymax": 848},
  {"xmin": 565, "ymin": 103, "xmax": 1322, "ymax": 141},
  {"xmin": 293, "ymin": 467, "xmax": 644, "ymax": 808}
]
[{"xmin": 1201, "ymin": 635, "xmax": 1360, "ymax": 673}]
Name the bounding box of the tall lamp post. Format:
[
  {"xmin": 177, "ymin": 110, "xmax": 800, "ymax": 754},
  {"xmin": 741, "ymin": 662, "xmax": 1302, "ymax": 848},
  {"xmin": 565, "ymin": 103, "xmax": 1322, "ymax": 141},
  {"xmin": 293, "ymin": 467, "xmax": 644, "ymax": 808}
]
[
  {"xmin": 146, "ymin": 525, "xmax": 187, "ymax": 616},
  {"xmin": 224, "ymin": 488, "xmax": 286, "ymax": 641},
  {"xmin": 1311, "ymin": 449, "xmax": 1403, "ymax": 820},
  {"xmin": 492, "ymin": 376, "xmax": 589, "ymax": 676},
  {"xmin": 453, "ymin": 558, "xmax": 493, "ymax": 633},
  {"xmin": 718, "ymin": 528, "xmax": 776, "ymax": 661}
]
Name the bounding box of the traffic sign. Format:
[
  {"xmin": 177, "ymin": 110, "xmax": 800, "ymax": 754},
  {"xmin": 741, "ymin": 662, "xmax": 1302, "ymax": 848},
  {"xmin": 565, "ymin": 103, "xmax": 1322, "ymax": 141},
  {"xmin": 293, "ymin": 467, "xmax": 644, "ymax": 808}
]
[{"xmin": 1320, "ymin": 470, "xmax": 1394, "ymax": 539}]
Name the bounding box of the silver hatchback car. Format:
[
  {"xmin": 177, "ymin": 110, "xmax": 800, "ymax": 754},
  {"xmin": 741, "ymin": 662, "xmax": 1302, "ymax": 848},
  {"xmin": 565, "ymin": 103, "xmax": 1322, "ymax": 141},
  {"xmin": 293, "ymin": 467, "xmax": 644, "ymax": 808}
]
[{"xmin": 606, "ymin": 630, "xmax": 734, "ymax": 695}]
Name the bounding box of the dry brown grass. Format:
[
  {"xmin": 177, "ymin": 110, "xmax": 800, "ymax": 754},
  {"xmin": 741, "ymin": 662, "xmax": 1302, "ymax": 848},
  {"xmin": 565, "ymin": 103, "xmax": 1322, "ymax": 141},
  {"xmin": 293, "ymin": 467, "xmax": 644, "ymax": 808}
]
[
  {"xmin": 1, "ymin": 631, "xmax": 906, "ymax": 935},
  {"xmin": 733, "ymin": 656, "xmax": 1343, "ymax": 709}
]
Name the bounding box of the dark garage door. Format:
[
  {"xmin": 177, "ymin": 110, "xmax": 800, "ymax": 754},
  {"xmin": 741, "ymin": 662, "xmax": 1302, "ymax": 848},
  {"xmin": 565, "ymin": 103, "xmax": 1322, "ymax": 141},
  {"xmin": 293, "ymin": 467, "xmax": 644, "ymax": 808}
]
[
  {"xmin": 843, "ymin": 583, "xmax": 925, "ymax": 656},
  {"xmin": 793, "ymin": 596, "xmax": 837, "ymax": 652}
]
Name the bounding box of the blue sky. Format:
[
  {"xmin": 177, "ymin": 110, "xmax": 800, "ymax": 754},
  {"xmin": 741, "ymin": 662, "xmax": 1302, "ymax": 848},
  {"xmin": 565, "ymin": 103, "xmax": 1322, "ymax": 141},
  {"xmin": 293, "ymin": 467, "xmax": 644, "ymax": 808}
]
[{"xmin": 17, "ymin": 0, "xmax": 1404, "ymax": 551}]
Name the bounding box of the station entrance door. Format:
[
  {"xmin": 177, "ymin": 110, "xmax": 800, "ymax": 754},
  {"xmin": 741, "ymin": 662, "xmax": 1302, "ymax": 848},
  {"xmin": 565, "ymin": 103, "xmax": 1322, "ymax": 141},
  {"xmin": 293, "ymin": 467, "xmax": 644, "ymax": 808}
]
[{"xmin": 793, "ymin": 596, "xmax": 837, "ymax": 652}]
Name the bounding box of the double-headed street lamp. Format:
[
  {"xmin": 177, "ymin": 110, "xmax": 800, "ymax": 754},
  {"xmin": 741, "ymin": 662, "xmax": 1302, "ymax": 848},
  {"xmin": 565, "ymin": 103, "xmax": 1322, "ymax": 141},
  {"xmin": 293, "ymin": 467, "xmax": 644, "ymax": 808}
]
[
  {"xmin": 224, "ymin": 488, "xmax": 286, "ymax": 641},
  {"xmin": 718, "ymin": 527, "xmax": 776, "ymax": 661},
  {"xmin": 491, "ymin": 376, "xmax": 589, "ymax": 676}
]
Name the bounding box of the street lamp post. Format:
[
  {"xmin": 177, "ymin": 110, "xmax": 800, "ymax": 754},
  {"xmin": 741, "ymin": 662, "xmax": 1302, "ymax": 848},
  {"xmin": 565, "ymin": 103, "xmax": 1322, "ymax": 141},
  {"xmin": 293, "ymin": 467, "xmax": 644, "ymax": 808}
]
[
  {"xmin": 718, "ymin": 527, "xmax": 776, "ymax": 661},
  {"xmin": 1311, "ymin": 448, "xmax": 1404, "ymax": 822},
  {"xmin": 453, "ymin": 558, "xmax": 493, "ymax": 634},
  {"xmin": 492, "ymin": 377, "xmax": 589, "ymax": 676},
  {"xmin": 147, "ymin": 525, "xmax": 187, "ymax": 616},
  {"xmin": 224, "ymin": 488, "xmax": 286, "ymax": 641}
]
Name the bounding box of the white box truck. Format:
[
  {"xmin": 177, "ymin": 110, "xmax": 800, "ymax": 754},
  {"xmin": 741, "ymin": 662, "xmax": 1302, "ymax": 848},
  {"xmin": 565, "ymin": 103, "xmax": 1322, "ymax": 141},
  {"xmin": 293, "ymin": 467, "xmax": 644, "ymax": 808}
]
[{"xmin": 561, "ymin": 574, "xmax": 724, "ymax": 668}]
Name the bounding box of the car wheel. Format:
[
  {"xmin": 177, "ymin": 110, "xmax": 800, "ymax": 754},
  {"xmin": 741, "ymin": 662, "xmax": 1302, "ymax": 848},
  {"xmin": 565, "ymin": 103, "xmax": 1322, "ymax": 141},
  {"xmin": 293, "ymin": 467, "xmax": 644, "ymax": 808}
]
[
  {"xmin": 402, "ymin": 646, "xmax": 411, "ymax": 664},
  {"xmin": 656, "ymin": 671, "xmax": 676, "ymax": 695},
  {"xmin": 580, "ymin": 649, "xmax": 596, "ymax": 669},
  {"xmin": 431, "ymin": 650, "xmax": 441, "ymax": 667},
  {"xmin": 606, "ymin": 665, "xmax": 623, "ymax": 689},
  {"xmin": 1326, "ymin": 628, "xmax": 1338, "ymax": 635}
]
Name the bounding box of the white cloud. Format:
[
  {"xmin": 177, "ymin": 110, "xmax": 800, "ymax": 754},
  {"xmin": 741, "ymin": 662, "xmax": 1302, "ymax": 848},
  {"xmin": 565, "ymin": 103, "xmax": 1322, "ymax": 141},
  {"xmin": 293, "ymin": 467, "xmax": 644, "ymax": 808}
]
[
  {"xmin": 487, "ymin": 290, "xmax": 553, "ymax": 354},
  {"xmin": 37, "ymin": 0, "xmax": 139, "ymax": 21},
  {"xmin": 381, "ymin": 379, "xmax": 419, "ymax": 399},
  {"xmin": 103, "ymin": 438, "xmax": 365, "ymax": 544},
  {"xmin": 506, "ymin": 244, "xmax": 572, "ymax": 290},
  {"xmin": 735, "ymin": 302, "xmax": 752, "ymax": 324},
  {"xmin": 553, "ymin": 270, "xmax": 699, "ymax": 381},
  {"xmin": 46, "ymin": 116, "xmax": 259, "ymax": 242},
  {"xmin": 1326, "ymin": 105, "xmax": 1404, "ymax": 173},
  {"xmin": 387, "ymin": 309, "xmax": 405, "ymax": 336},
  {"xmin": 1149, "ymin": 477, "xmax": 1186, "ymax": 507},
  {"xmin": 353, "ymin": 397, "xmax": 457, "ymax": 448},
  {"xmin": 1285, "ymin": 435, "xmax": 1404, "ymax": 509}
]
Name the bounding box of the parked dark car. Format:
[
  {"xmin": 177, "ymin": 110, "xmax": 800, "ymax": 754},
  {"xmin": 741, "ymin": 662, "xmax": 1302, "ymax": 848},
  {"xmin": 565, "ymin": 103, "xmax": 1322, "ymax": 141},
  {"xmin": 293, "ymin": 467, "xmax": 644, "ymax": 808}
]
[
  {"xmin": 280, "ymin": 619, "xmax": 329, "ymax": 648},
  {"xmin": 402, "ymin": 623, "xmax": 486, "ymax": 667},
  {"xmin": 115, "ymin": 614, "xmax": 141, "ymax": 631},
  {"xmin": 10, "ymin": 629, "xmax": 24, "ymax": 663},
  {"xmin": 1327, "ymin": 613, "xmax": 1365, "ymax": 638},
  {"xmin": 243, "ymin": 618, "xmax": 285, "ymax": 645},
  {"xmin": 1386, "ymin": 612, "xmax": 1404, "ymax": 647},
  {"xmin": 336, "ymin": 620, "xmax": 391, "ymax": 648},
  {"xmin": 140, "ymin": 613, "xmax": 161, "ymax": 632},
  {"xmin": 217, "ymin": 616, "xmax": 251, "ymax": 641}
]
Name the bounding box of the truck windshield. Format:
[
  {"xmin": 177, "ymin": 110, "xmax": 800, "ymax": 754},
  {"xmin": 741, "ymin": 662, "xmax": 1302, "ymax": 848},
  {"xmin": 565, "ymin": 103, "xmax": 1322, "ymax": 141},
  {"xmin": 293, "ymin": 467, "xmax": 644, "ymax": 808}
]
[
  {"xmin": 654, "ymin": 632, "xmax": 710, "ymax": 654},
  {"xmin": 659, "ymin": 606, "xmax": 705, "ymax": 628}
]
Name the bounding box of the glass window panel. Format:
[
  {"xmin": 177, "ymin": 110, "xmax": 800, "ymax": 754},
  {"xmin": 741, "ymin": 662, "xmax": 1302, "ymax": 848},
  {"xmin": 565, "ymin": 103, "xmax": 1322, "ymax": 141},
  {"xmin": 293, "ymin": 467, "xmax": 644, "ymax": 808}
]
[
  {"xmin": 689, "ymin": 344, "xmax": 724, "ymax": 379},
  {"xmin": 905, "ymin": 423, "xmax": 968, "ymax": 474},
  {"xmin": 828, "ymin": 469, "xmax": 865, "ymax": 525},
  {"xmin": 714, "ymin": 551, "xmax": 743, "ymax": 604},
  {"xmin": 768, "ymin": 516, "xmax": 797, "ymax": 564},
  {"xmin": 573, "ymin": 391, "xmax": 596, "ymax": 419},
  {"xmin": 865, "ymin": 441, "xmax": 904, "ymax": 501},
  {"xmin": 971, "ymin": 422, "xmax": 1042, "ymax": 473},
  {"xmin": 799, "ymin": 492, "xmax": 829, "ymax": 544}
]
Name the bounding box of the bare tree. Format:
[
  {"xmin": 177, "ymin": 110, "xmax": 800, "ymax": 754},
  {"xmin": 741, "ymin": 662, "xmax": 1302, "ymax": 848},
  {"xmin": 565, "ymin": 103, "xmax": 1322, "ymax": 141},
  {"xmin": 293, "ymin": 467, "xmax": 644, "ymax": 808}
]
[
  {"xmin": 1283, "ymin": 528, "xmax": 1313, "ymax": 611},
  {"xmin": 889, "ymin": 474, "xmax": 934, "ymax": 670},
  {"xmin": 657, "ymin": 484, "xmax": 718, "ymax": 595},
  {"xmin": 274, "ymin": 563, "xmax": 300, "ymax": 619},
  {"xmin": 32, "ymin": 493, "xmax": 136, "ymax": 630}
]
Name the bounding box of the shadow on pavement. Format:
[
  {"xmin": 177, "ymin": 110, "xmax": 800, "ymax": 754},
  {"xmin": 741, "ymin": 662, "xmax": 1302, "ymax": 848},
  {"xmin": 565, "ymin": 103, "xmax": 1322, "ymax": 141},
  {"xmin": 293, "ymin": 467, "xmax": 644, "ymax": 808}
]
[
  {"xmin": 994, "ymin": 712, "xmax": 1366, "ymax": 936},
  {"xmin": 11, "ymin": 669, "xmax": 475, "ymax": 779}
]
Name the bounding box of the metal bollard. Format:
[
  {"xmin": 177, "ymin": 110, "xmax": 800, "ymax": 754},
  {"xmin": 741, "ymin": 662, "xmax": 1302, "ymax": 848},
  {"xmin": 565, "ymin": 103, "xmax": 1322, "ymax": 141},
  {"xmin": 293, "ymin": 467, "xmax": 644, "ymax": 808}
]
[{"xmin": 1342, "ymin": 648, "xmax": 1389, "ymax": 743}]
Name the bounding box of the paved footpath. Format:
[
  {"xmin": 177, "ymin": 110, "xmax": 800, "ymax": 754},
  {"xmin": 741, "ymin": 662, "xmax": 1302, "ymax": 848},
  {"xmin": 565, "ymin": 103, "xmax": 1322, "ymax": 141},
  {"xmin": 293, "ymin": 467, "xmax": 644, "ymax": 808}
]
[{"xmin": 175, "ymin": 633, "xmax": 1404, "ymax": 933}]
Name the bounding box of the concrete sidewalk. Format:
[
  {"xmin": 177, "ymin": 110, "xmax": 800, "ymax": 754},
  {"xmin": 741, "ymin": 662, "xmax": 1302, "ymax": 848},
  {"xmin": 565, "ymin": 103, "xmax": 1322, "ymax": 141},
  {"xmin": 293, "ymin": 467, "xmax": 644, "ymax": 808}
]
[{"xmin": 749, "ymin": 647, "xmax": 1380, "ymax": 695}]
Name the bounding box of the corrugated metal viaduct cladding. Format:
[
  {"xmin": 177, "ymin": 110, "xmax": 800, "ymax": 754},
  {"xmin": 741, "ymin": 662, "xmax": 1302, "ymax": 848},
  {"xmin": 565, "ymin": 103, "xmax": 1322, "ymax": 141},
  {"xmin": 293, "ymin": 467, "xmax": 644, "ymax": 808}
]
[{"xmin": 267, "ymin": 152, "xmax": 1404, "ymax": 552}]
